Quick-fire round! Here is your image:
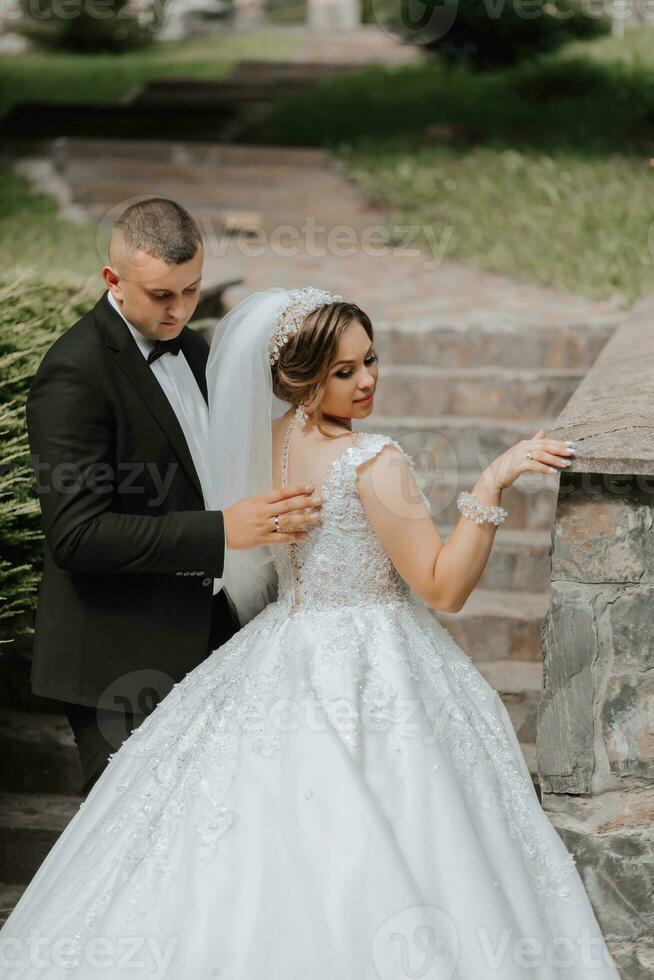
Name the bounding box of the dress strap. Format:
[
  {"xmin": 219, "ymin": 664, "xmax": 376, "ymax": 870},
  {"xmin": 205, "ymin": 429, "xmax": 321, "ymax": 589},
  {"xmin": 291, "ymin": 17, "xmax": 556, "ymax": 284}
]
[{"xmin": 340, "ymin": 432, "xmax": 433, "ymax": 514}]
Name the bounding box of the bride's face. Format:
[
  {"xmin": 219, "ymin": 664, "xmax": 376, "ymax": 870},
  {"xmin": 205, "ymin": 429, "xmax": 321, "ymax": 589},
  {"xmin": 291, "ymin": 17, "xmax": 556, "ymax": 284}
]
[{"xmin": 319, "ymin": 319, "xmax": 379, "ymax": 420}]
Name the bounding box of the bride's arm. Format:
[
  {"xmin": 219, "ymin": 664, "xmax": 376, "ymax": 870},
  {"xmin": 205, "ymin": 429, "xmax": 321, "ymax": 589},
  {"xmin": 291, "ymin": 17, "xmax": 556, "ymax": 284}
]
[{"xmin": 357, "ymin": 445, "xmax": 500, "ymax": 614}]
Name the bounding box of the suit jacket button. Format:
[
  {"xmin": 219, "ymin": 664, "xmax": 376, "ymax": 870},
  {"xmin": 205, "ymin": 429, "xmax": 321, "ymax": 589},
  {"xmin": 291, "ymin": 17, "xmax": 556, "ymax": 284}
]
[{"xmin": 202, "ymin": 577, "xmax": 212, "ymax": 587}]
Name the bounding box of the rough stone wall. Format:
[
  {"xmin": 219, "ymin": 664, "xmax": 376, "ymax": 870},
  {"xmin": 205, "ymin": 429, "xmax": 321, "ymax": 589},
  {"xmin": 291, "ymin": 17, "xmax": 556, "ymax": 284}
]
[{"xmin": 539, "ymin": 476, "xmax": 654, "ymax": 976}]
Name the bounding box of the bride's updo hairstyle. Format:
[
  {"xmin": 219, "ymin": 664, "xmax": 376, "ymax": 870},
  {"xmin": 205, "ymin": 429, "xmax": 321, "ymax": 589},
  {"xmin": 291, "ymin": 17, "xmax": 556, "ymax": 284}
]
[{"xmin": 271, "ymin": 300, "xmax": 374, "ymax": 438}]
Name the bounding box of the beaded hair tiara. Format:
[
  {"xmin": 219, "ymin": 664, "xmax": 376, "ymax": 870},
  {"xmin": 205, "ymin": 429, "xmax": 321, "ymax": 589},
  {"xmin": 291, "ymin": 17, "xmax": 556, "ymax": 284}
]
[{"xmin": 267, "ymin": 287, "xmax": 343, "ymax": 366}]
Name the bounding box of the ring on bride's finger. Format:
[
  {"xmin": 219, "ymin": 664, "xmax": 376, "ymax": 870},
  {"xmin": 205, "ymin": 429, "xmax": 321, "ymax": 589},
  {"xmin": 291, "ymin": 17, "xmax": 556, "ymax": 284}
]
[
  {"xmin": 526, "ymin": 450, "xmax": 534, "ymax": 460},
  {"xmin": 273, "ymin": 515, "xmax": 282, "ymax": 532}
]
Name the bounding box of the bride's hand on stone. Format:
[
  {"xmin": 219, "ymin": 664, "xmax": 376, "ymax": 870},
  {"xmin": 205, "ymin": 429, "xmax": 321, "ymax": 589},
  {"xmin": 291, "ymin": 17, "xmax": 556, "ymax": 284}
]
[
  {"xmin": 483, "ymin": 429, "xmax": 576, "ymax": 491},
  {"xmin": 222, "ymin": 485, "xmax": 323, "ymax": 549}
]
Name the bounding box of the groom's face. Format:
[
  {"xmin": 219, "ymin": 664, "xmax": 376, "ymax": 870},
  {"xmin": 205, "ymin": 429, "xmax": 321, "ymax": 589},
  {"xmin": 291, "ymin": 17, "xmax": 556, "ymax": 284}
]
[{"xmin": 103, "ymin": 243, "xmax": 204, "ymax": 341}]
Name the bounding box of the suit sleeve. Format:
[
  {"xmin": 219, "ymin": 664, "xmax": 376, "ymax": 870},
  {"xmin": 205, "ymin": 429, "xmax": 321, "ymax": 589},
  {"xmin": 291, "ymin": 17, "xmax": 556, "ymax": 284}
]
[{"xmin": 26, "ymin": 356, "xmax": 226, "ymax": 576}]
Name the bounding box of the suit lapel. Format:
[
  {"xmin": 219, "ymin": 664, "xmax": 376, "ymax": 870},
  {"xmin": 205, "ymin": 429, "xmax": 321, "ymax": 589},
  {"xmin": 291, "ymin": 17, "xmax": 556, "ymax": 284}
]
[
  {"xmin": 180, "ymin": 330, "xmax": 209, "ymax": 405},
  {"xmin": 95, "ymin": 291, "xmax": 206, "ymax": 500}
]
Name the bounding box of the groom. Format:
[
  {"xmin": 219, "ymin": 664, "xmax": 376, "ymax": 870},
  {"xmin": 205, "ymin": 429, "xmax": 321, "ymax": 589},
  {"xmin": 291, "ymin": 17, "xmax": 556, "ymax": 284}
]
[{"xmin": 26, "ymin": 197, "xmax": 322, "ymax": 795}]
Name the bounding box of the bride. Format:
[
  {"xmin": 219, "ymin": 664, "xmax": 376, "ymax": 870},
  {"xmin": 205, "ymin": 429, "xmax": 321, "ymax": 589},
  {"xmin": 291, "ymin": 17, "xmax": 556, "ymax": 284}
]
[{"xmin": 0, "ymin": 286, "xmax": 619, "ymax": 979}]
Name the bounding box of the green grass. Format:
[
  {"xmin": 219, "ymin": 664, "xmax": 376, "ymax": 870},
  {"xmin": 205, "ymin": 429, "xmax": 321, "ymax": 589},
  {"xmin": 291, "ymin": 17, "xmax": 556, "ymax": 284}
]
[
  {"xmin": 0, "ymin": 274, "xmax": 95, "ymax": 648},
  {"xmin": 254, "ymin": 51, "xmax": 654, "ymax": 156},
  {"xmin": 247, "ymin": 30, "xmax": 654, "ymax": 305},
  {"xmin": 0, "ymin": 164, "xmax": 101, "ymax": 290},
  {"xmin": 341, "ymin": 142, "xmax": 653, "ymax": 306},
  {"xmin": 0, "ymin": 29, "xmax": 311, "ymax": 122},
  {"xmin": 564, "ymin": 25, "xmax": 654, "ymax": 65},
  {"xmin": 0, "ymin": 27, "xmax": 311, "ymax": 288},
  {"xmin": 3, "ymin": 27, "xmax": 654, "ymax": 304}
]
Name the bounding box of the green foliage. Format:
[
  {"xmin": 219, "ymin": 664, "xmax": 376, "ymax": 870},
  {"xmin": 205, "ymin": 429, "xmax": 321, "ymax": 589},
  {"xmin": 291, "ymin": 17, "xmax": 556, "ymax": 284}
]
[
  {"xmin": 0, "ymin": 31, "xmax": 310, "ymax": 122},
  {"xmin": 379, "ymin": 0, "xmax": 611, "ymax": 70},
  {"xmin": 0, "ymin": 275, "xmax": 93, "ymax": 647},
  {"xmin": 16, "ymin": 0, "xmax": 158, "ymax": 53},
  {"xmin": 0, "ymin": 165, "xmax": 100, "ymax": 284},
  {"xmin": 253, "ymin": 54, "xmax": 654, "ymax": 156}
]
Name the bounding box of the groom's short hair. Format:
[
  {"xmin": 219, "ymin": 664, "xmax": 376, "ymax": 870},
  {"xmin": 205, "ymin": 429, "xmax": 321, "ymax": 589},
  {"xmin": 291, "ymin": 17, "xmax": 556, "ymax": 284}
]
[{"xmin": 110, "ymin": 198, "xmax": 202, "ymax": 265}]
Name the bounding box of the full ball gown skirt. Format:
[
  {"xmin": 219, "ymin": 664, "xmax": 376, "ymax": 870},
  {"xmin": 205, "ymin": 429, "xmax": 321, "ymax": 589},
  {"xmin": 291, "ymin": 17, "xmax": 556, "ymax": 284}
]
[{"xmin": 0, "ymin": 434, "xmax": 620, "ymax": 979}]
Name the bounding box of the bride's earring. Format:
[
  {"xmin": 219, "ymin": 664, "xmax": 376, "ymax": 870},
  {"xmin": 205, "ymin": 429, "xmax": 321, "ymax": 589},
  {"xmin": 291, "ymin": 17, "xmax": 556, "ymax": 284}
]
[{"xmin": 294, "ymin": 403, "xmax": 309, "ymax": 425}]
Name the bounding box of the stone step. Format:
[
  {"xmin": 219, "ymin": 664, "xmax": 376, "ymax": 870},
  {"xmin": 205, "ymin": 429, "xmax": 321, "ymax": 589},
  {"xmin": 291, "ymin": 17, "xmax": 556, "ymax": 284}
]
[
  {"xmin": 0, "ymin": 710, "xmax": 83, "ymax": 795},
  {"xmin": 439, "ymin": 526, "xmax": 552, "ymax": 592},
  {"xmin": 82, "ymin": 199, "xmax": 384, "ymax": 237},
  {"xmin": 230, "ymin": 59, "xmax": 367, "ymax": 79},
  {"xmin": 58, "ymin": 155, "xmax": 344, "ymax": 188},
  {"xmin": 476, "ymin": 657, "xmax": 542, "ymax": 697},
  {"xmin": 294, "ymin": 28, "xmax": 420, "ymax": 64},
  {"xmin": 0, "ymin": 793, "xmax": 83, "ymax": 885},
  {"xmin": 375, "ymin": 365, "xmax": 585, "ymax": 420},
  {"xmin": 2, "ymin": 102, "xmax": 241, "ymax": 143},
  {"xmin": 127, "ymin": 78, "xmax": 312, "ymax": 107},
  {"xmin": 476, "ymin": 658, "xmax": 541, "ymax": 749},
  {"xmin": 50, "ymin": 136, "xmax": 331, "ymax": 169},
  {"xmin": 425, "ymin": 469, "xmax": 556, "ymax": 531},
  {"xmin": 67, "ymin": 175, "xmax": 371, "ymax": 213},
  {"xmin": 358, "ymin": 413, "xmax": 559, "ymax": 472},
  {"xmin": 0, "ymin": 882, "xmax": 26, "ymax": 926},
  {"xmin": 372, "ymin": 322, "xmax": 615, "ymax": 370},
  {"xmin": 434, "ymin": 589, "xmax": 549, "ymax": 663}
]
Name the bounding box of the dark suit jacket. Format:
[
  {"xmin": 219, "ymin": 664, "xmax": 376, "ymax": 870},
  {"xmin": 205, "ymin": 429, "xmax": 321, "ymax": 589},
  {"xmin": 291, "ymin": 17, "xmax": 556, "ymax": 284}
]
[{"xmin": 25, "ymin": 289, "xmax": 238, "ymax": 711}]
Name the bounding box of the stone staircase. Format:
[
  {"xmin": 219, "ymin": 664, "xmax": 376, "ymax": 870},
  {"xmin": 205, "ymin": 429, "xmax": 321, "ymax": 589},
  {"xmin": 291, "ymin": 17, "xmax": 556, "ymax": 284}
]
[
  {"xmin": 1, "ymin": 133, "xmax": 621, "ymax": 922},
  {"xmin": 365, "ymin": 321, "xmax": 613, "ymax": 786},
  {"xmin": 0, "ymin": 701, "xmax": 85, "ymax": 924},
  {"xmin": 1, "ymin": 57, "xmax": 393, "ymax": 144}
]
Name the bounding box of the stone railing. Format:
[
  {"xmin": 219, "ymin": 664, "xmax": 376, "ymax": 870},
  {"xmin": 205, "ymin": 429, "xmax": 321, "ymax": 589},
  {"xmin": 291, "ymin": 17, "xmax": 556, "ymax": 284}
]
[{"xmin": 539, "ymin": 294, "xmax": 654, "ymax": 978}]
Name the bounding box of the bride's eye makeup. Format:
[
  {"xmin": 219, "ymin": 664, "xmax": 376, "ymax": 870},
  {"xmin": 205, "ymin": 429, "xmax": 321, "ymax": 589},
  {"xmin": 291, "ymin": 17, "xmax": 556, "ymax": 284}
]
[{"xmin": 335, "ymin": 353, "xmax": 378, "ymax": 379}]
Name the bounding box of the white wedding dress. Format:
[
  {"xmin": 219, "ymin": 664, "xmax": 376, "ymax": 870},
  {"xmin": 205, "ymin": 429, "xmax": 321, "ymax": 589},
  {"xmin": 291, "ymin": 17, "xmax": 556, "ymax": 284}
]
[{"xmin": 0, "ymin": 432, "xmax": 619, "ymax": 979}]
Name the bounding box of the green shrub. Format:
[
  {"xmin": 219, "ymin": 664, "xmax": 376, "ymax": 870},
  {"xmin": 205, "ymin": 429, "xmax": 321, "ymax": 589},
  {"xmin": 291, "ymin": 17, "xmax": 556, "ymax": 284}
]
[
  {"xmin": 375, "ymin": 0, "xmax": 611, "ymax": 70},
  {"xmin": 16, "ymin": 0, "xmax": 159, "ymax": 52},
  {"xmin": 253, "ymin": 54, "xmax": 654, "ymax": 156},
  {"xmin": 0, "ymin": 274, "xmax": 93, "ymax": 648}
]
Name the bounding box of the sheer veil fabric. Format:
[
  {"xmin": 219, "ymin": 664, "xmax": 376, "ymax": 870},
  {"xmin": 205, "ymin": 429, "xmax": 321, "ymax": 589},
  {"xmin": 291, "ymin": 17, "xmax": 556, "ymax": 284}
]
[{"xmin": 204, "ymin": 287, "xmax": 296, "ymax": 627}]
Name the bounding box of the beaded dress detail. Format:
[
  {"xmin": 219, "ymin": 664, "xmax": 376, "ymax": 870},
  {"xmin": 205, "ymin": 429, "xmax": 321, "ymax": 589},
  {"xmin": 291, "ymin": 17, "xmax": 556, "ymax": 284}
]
[{"xmin": 0, "ymin": 419, "xmax": 619, "ymax": 979}]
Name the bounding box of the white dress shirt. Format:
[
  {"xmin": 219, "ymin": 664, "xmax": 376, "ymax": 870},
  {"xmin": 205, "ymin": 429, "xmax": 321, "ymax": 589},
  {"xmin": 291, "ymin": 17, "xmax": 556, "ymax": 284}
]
[{"xmin": 107, "ymin": 290, "xmax": 226, "ymax": 596}]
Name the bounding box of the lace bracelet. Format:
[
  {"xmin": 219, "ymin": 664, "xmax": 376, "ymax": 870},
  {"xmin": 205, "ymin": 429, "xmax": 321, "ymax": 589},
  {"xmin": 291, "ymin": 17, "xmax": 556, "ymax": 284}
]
[{"xmin": 456, "ymin": 490, "xmax": 508, "ymax": 527}]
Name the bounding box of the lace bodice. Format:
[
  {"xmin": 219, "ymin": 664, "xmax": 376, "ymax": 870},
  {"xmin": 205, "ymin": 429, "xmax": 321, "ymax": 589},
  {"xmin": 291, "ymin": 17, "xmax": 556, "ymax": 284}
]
[{"xmin": 272, "ymin": 424, "xmax": 432, "ymax": 614}]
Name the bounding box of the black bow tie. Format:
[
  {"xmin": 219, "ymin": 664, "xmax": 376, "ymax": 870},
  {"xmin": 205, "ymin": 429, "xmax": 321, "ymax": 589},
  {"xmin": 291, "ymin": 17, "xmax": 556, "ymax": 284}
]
[{"xmin": 147, "ymin": 335, "xmax": 184, "ymax": 365}]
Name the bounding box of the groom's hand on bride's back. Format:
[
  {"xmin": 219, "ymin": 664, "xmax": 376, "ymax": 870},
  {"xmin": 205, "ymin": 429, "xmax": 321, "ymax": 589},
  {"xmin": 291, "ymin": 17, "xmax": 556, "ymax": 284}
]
[{"xmin": 222, "ymin": 486, "xmax": 323, "ymax": 549}]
